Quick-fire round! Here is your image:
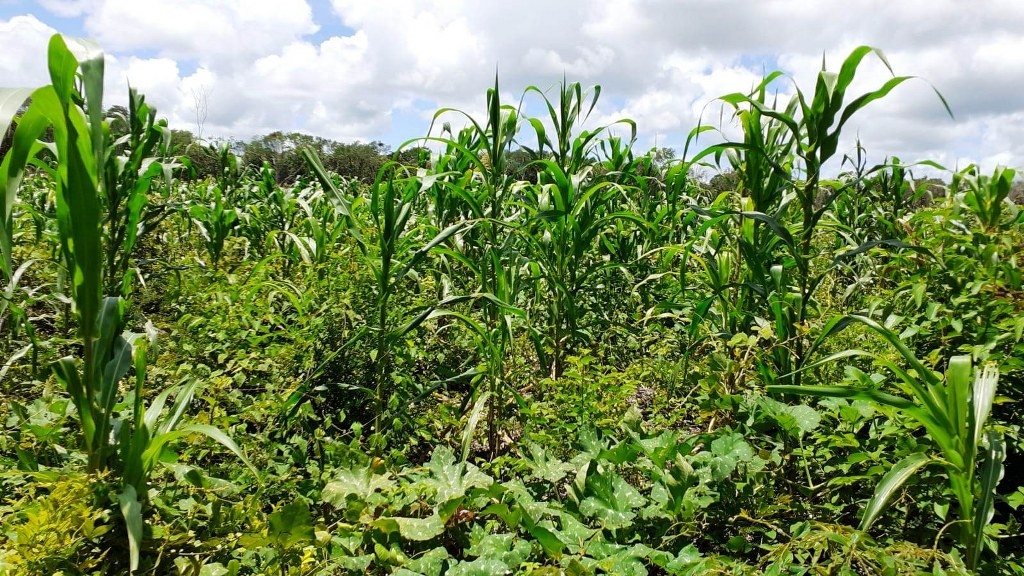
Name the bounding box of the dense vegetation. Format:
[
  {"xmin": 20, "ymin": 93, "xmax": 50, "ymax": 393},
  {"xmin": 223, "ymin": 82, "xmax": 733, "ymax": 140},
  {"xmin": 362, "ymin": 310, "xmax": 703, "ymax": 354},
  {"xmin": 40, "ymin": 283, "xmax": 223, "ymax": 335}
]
[{"xmin": 2, "ymin": 35, "xmax": 1023, "ymax": 575}]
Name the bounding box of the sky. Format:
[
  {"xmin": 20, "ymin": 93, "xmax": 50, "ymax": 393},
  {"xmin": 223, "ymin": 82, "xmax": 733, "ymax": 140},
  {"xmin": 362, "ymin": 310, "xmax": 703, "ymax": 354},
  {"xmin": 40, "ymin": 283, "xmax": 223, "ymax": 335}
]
[{"xmin": 1, "ymin": 0, "xmax": 1022, "ymax": 175}]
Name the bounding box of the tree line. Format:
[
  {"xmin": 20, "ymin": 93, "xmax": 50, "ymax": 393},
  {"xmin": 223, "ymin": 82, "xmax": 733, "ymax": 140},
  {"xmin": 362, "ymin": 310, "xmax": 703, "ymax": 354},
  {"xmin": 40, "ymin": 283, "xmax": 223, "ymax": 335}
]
[{"xmin": 170, "ymin": 128, "xmax": 546, "ymax": 185}]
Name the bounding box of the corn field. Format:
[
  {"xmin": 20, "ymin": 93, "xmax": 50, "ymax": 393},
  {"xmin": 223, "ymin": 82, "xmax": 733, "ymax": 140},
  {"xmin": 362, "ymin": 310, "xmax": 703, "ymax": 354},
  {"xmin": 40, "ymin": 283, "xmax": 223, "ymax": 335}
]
[{"xmin": 1, "ymin": 35, "xmax": 1023, "ymax": 575}]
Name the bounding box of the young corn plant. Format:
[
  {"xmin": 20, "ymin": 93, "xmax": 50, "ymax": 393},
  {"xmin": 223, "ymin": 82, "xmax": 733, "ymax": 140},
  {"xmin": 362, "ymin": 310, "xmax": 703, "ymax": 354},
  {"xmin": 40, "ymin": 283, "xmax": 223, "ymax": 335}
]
[
  {"xmin": 100, "ymin": 88, "xmax": 177, "ymax": 297},
  {"xmin": 841, "ymin": 154, "xmax": 926, "ymax": 244},
  {"xmin": 735, "ymin": 84, "xmax": 797, "ymax": 350},
  {"xmin": 4, "ymin": 35, "xmax": 253, "ymax": 572},
  {"xmin": 295, "ymin": 175, "xmax": 354, "ymax": 277},
  {"xmin": 521, "ymin": 80, "xmax": 645, "ymax": 377},
  {"xmin": 955, "ymin": 165, "xmax": 1018, "ymax": 235},
  {"xmin": 701, "ymin": 46, "xmax": 952, "ymax": 386},
  {"xmin": 238, "ymin": 162, "xmax": 316, "ymax": 273},
  {"xmin": 188, "ymin": 144, "xmax": 241, "ymax": 269},
  {"xmin": 302, "ymin": 149, "xmax": 468, "ymax": 444},
  {"xmin": 769, "ymin": 314, "xmax": 1004, "ymax": 571},
  {"xmin": 692, "ymin": 86, "xmax": 800, "ymax": 383},
  {"xmin": 419, "ymin": 76, "xmax": 529, "ymax": 456}
]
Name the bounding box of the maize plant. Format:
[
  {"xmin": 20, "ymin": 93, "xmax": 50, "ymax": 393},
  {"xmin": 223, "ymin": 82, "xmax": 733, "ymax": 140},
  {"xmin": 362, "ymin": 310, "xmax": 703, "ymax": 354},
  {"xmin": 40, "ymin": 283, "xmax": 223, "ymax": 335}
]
[
  {"xmin": 1, "ymin": 34, "xmax": 252, "ymax": 573},
  {"xmin": 695, "ymin": 46, "xmax": 952, "ymax": 387}
]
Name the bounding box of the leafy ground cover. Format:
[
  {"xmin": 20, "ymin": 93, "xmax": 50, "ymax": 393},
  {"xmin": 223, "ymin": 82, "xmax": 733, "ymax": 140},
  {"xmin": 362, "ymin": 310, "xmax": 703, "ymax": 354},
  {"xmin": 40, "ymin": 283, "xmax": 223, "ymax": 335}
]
[{"xmin": 1, "ymin": 35, "xmax": 1023, "ymax": 575}]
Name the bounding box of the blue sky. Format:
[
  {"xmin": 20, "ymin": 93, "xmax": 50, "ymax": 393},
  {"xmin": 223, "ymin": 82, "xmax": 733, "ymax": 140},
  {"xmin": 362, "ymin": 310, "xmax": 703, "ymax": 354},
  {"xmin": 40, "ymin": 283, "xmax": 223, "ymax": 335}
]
[
  {"xmin": 2, "ymin": 0, "xmax": 1023, "ymax": 173},
  {"xmin": 1, "ymin": 1, "xmax": 85, "ymax": 33}
]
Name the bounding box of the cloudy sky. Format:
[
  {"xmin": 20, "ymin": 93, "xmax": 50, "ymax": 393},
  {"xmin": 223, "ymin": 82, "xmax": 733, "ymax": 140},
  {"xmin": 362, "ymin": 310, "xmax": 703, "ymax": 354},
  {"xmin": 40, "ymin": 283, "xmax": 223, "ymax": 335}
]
[{"xmin": 1, "ymin": 0, "xmax": 1021, "ymax": 173}]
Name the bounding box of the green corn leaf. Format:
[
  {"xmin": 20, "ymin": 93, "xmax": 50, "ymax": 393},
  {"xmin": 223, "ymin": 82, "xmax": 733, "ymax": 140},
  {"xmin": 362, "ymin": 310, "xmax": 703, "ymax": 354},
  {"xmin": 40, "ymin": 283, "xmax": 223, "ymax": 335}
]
[
  {"xmin": 1, "ymin": 87, "xmax": 49, "ymax": 277},
  {"xmin": 0, "ymin": 88, "xmax": 35, "ymax": 146},
  {"xmin": 53, "ymin": 357, "xmax": 94, "ymax": 450},
  {"xmin": 767, "ymin": 384, "xmax": 915, "ymax": 411},
  {"xmin": 45, "ymin": 37, "xmax": 103, "ymax": 348},
  {"xmin": 300, "ymin": 146, "xmax": 365, "ymax": 254},
  {"xmin": 945, "ymin": 356, "xmax": 971, "ymax": 451},
  {"xmin": 860, "ymin": 451, "xmax": 932, "ymax": 532},
  {"xmin": 179, "ymin": 424, "xmax": 258, "ymax": 477},
  {"xmin": 97, "ymin": 301, "xmax": 130, "ymax": 404},
  {"xmin": 158, "ymin": 380, "xmax": 200, "ymax": 436},
  {"xmin": 832, "ymin": 76, "xmax": 912, "ymax": 140},
  {"xmin": 394, "ymin": 221, "xmax": 468, "ymax": 283},
  {"xmin": 813, "ymin": 316, "xmax": 952, "ymax": 431},
  {"xmin": 142, "ymin": 384, "xmax": 176, "ymax": 433},
  {"xmin": 0, "ymin": 88, "xmax": 36, "ymax": 263},
  {"xmin": 833, "ymin": 239, "xmax": 935, "ymax": 263},
  {"xmin": 970, "ymin": 430, "xmax": 1005, "ymax": 567},
  {"xmin": 65, "ymin": 37, "xmax": 105, "ymax": 174},
  {"xmin": 462, "ymin": 391, "xmax": 490, "ymax": 462},
  {"xmin": 118, "ymin": 485, "xmax": 143, "ymax": 574}
]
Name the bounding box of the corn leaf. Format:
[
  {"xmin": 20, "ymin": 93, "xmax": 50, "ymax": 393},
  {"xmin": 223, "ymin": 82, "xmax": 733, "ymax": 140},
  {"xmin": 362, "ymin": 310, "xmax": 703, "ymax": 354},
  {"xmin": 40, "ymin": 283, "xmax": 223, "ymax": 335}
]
[
  {"xmin": 970, "ymin": 430, "xmax": 1005, "ymax": 566},
  {"xmin": 945, "ymin": 356, "xmax": 971, "ymax": 453},
  {"xmin": 971, "ymin": 363, "xmax": 999, "ymax": 450},
  {"xmin": 462, "ymin": 391, "xmax": 490, "ymax": 462},
  {"xmin": 118, "ymin": 485, "xmax": 143, "ymax": 573},
  {"xmin": 860, "ymin": 451, "xmax": 932, "ymax": 532}
]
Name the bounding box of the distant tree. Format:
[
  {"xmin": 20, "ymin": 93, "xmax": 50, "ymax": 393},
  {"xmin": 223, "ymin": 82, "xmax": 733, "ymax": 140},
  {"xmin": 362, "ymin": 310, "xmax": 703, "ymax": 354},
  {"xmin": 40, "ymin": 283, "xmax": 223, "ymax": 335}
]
[
  {"xmin": 325, "ymin": 140, "xmax": 388, "ymax": 182},
  {"xmin": 169, "ymin": 128, "xmax": 195, "ymax": 151},
  {"xmin": 914, "ymin": 177, "xmax": 947, "ymax": 206},
  {"xmin": 706, "ymin": 170, "xmax": 741, "ymax": 195},
  {"xmin": 649, "ymin": 146, "xmax": 676, "ymax": 170},
  {"xmin": 105, "ymin": 104, "xmax": 130, "ymax": 140},
  {"xmin": 241, "ymin": 131, "xmax": 333, "ymax": 184},
  {"xmin": 235, "ymin": 134, "xmax": 431, "ymax": 184},
  {"xmin": 505, "ymin": 147, "xmax": 542, "ymax": 182},
  {"xmin": 395, "ymin": 146, "xmax": 431, "ymax": 170},
  {"xmin": 170, "ymin": 129, "xmax": 225, "ymax": 181}
]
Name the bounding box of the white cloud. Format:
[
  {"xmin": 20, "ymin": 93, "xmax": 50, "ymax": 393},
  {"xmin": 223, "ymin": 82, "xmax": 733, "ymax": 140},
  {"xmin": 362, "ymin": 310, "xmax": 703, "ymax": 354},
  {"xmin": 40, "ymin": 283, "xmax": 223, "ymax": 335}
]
[
  {"xmin": 0, "ymin": 14, "xmax": 57, "ymax": 87},
  {"xmin": 35, "ymin": 0, "xmax": 90, "ymax": 18},
  {"xmin": 86, "ymin": 0, "xmax": 317, "ymax": 64},
  {"xmin": 1, "ymin": 0, "xmax": 1022, "ymax": 170}
]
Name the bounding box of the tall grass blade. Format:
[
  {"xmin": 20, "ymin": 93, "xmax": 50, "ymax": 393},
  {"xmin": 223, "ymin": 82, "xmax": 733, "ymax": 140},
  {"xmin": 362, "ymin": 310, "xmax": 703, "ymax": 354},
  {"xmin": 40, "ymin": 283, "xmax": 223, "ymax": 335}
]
[
  {"xmin": 462, "ymin": 391, "xmax": 490, "ymax": 463},
  {"xmin": 859, "ymin": 451, "xmax": 931, "ymax": 531},
  {"xmin": 179, "ymin": 424, "xmax": 258, "ymax": 477}
]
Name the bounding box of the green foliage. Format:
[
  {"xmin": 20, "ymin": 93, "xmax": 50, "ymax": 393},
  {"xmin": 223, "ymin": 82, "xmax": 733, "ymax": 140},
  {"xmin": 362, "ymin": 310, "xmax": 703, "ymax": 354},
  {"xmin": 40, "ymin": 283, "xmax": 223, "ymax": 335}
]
[
  {"xmin": 0, "ymin": 473, "xmax": 110, "ymax": 574},
  {"xmin": 693, "ymin": 46, "xmax": 952, "ymax": 389},
  {"xmin": 957, "ymin": 165, "xmax": 1018, "ymax": 233},
  {"xmin": 771, "ymin": 317, "xmax": 1005, "ymax": 570}
]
